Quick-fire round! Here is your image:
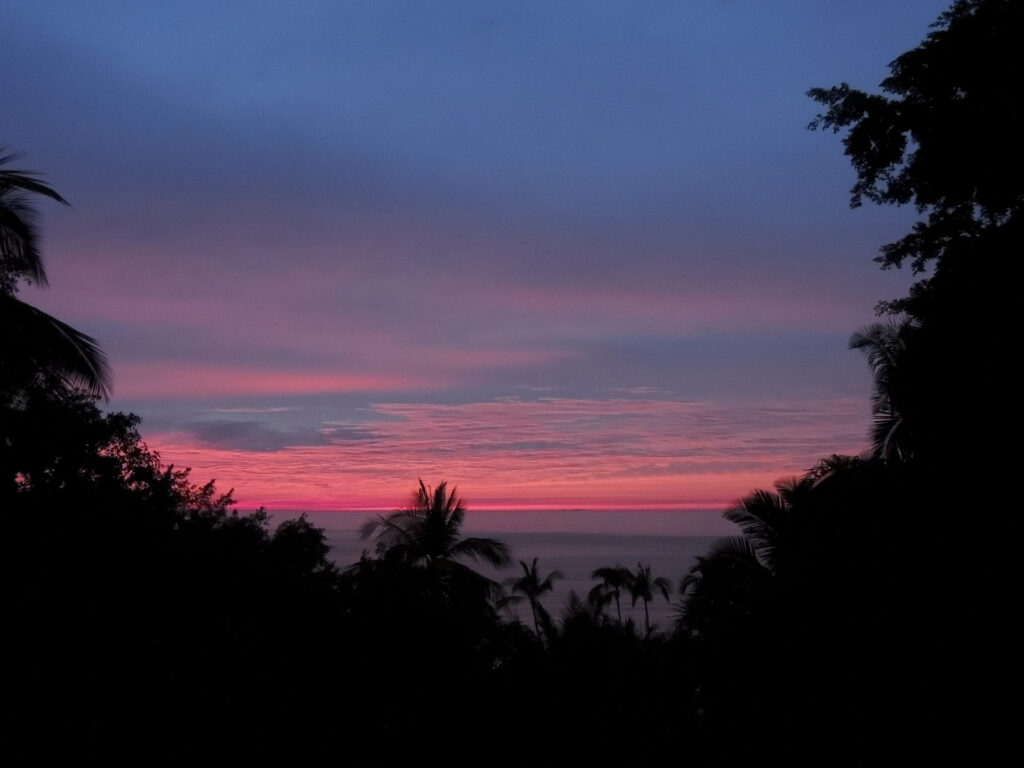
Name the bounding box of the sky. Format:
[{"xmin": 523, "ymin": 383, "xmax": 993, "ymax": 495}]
[{"xmin": 2, "ymin": 1, "xmax": 951, "ymax": 514}]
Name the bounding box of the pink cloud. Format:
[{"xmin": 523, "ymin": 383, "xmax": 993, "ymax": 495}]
[
  {"xmin": 493, "ymin": 282, "xmax": 866, "ymax": 335},
  {"xmin": 146, "ymin": 395, "xmax": 871, "ymax": 511},
  {"xmin": 115, "ymin": 363, "xmax": 428, "ymax": 398},
  {"xmin": 111, "ymin": 344, "xmax": 575, "ymax": 399}
]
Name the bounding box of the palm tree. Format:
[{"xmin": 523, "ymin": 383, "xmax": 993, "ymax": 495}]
[
  {"xmin": 849, "ymin": 320, "xmax": 916, "ymax": 461},
  {"xmin": 504, "ymin": 557, "xmax": 563, "ymax": 638},
  {"xmin": 677, "ymin": 474, "xmax": 820, "ymax": 637},
  {"xmin": 1, "ymin": 294, "xmax": 110, "ymax": 397},
  {"xmin": 626, "ymin": 562, "xmax": 672, "ymax": 639},
  {"xmin": 1, "ymin": 152, "xmax": 110, "ymax": 398},
  {"xmin": 677, "ymin": 535, "xmax": 773, "ymax": 639},
  {"xmin": 360, "ymin": 479, "xmax": 511, "ymax": 599},
  {"xmin": 0, "ymin": 151, "xmax": 68, "ymax": 291},
  {"xmin": 589, "ymin": 564, "xmax": 632, "ymax": 623},
  {"xmin": 722, "ymin": 475, "xmax": 814, "ymax": 575}
]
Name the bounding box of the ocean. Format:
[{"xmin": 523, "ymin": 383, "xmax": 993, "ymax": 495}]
[{"xmin": 283, "ymin": 509, "xmax": 734, "ymax": 633}]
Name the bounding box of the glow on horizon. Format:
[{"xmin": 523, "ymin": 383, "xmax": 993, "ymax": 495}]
[{"xmin": 145, "ymin": 395, "xmax": 871, "ymax": 512}]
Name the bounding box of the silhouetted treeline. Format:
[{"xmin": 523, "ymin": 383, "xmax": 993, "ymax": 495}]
[
  {"xmin": 8, "ymin": 378, "xmax": 1005, "ymax": 766},
  {"xmin": 1, "ymin": 395, "xmax": 692, "ymax": 763}
]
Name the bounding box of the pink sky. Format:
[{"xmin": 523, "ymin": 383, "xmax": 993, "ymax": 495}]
[
  {"xmin": 5, "ymin": 1, "xmax": 946, "ymax": 517},
  {"xmin": 146, "ymin": 396, "xmax": 870, "ymax": 512}
]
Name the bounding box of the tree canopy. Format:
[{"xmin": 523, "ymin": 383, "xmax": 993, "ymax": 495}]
[
  {"xmin": 809, "ymin": 0, "xmax": 1021, "ymax": 465},
  {"xmin": 808, "ymin": 0, "xmax": 1022, "ymax": 285}
]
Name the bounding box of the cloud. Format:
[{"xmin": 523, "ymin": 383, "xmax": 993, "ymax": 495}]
[
  {"xmin": 187, "ymin": 420, "xmax": 376, "ymax": 452},
  {"xmin": 113, "ymin": 363, "xmax": 429, "ymax": 398},
  {"xmin": 145, "ymin": 395, "xmax": 871, "ymax": 509},
  {"xmin": 206, "ymin": 406, "xmax": 298, "ymax": 414}
]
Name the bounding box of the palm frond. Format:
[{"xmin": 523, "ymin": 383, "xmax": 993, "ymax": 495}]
[
  {"xmin": 508, "ymin": 558, "xmax": 562, "ymax": 596},
  {"xmin": 849, "ymin": 319, "xmax": 917, "ymax": 460},
  {"xmin": 653, "ymin": 576, "xmax": 673, "ymax": 602},
  {"xmin": 0, "ymin": 293, "xmax": 111, "ymax": 398},
  {"xmin": 539, "ymin": 570, "xmax": 564, "ymax": 592},
  {"xmin": 0, "ymin": 153, "xmax": 70, "ymax": 204},
  {"xmin": 723, "ymin": 483, "xmax": 803, "ymax": 572},
  {"xmin": 676, "ymin": 536, "xmax": 772, "ymax": 634},
  {"xmin": 1, "ymin": 152, "xmax": 70, "ymax": 289},
  {"xmin": 871, "ymin": 411, "xmax": 905, "ymax": 460},
  {"xmin": 587, "ymin": 583, "xmax": 612, "ymax": 610},
  {"xmin": 447, "ymin": 560, "xmax": 506, "ymax": 604},
  {"xmin": 679, "ymin": 536, "xmax": 764, "ymax": 599},
  {"xmin": 850, "ymin": 322, "xmax": 898, "ymax": 374},
  {"xmin": 591, "ymin": 564, "xmax": 631, "ymax": 587},
  {"xmin": 449, "ymin": 536, "xmax": 511, "ymax": 567},
  {"xmin": 561, "ymin": 589, "xmax": 605, "ymax": 626}
]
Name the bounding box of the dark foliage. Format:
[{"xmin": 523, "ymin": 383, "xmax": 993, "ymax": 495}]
[
  {"xmin": 809, "ymin": 0, "xmax": 1020, "ymax": 473},
  {"xmin": 675, "ymin": 7, "xmax": 1024, "ymax": 756},
  {"xmin": 808, "ymin": 0, "xmax": 1023, "ymax": 276},
  {"xmin": 1, "ymin": 153, "xmax": 110, "ymax": 397},
  {"xmin": 2, "ymin": 382, "xmax": 347, "ymax": 761},
  {"xmin": 0, "ymin": 150, "xmax": 68, "ymax": 291}
]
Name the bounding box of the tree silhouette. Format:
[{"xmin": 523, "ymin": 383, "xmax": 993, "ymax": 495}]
[
  {"xmin": 810, "ymin": 0, "xmax": 1022, "ymax": 480},
  {"xmin": 0, "ymin": 150, "xmax": 68, "ymax": 291},
  {"xmin": 677, "ymin": 535, "xmax": 772, "ymax": 639},
  {"xmin": 722, "ymin": 475, "xmax": 815, "ymax": 576},
  {"xmin": 626, "ymin": 562, "xmax": 672, "ymax": 639},
  {"xmin": 848, "ymin": 320, "xmax": 920, "ymax": 460},
  {"xmin": 360, "ymin": 479, "xmax": 510, "ymax": 599},
  {"xmin": 675, "ymin": 473, "xmax": 830, "ymax": 641},
  {"xmin": 0, "ymin": 152, "xmax": 110, "ymax": 398},
  {"xmin": 1, "ymin": 380, "xmax": 357, "ymax": 761},
  {"xmin": 676, "ymin": 476, "xmax": 818, "ymax": 638},
  {"xmin": 504, "ymin": 557, "xmax": 563, "ymax": 639},
  {"xmin": 589, "ymin": 564, "xmax": 632, "ymax": 623},
  {"xmin": 808, "ymin": 0, "xmax": 1023, "ymax": 278}
]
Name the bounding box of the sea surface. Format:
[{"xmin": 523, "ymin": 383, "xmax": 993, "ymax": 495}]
[{"xmin": 280, "ymin": 509, "xmax": 735, "ymax": 632}]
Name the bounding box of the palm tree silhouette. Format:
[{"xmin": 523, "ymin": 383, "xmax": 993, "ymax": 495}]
[
  {"xmin": 626, "ymin": 562, "xmax": 672, "ymax": 639},
  {"xmin": 1, "ymin": 152, "xmax": 110, "ymax": 397},
  {"xmin": 677, "ymin": 535, "xmax": 773, "ymax": 639},
  {"xmin": 589, "ymin": 564, "xmax": 632, "ymax": 623},
  {"xmin": 0, "ymin": 151, "xmax": 67, "ymax": 291},
  {"xmin": 677, "ymin": 475, "xmax": 816, "ymax": 636},
  {"xmin": 360, "ymin": 479, "xmax": 511, "ymax": 598},
  {"xmin": 849, "ymin": 320, "xmax": 916, "ymax": 461},
  {"xmin": 504, "ymin": 557, "xmax": 563, "ymax": 639},
  {"xmin": 722, "ymin": 475, "xmax": 814, "ymax": 575}
]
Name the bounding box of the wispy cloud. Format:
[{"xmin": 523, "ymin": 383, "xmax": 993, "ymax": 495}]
[
  {"xmin": 188, "ymin": 421, "xmax": 335, "ymax": 452},
  {"xmin": 146, "ymin": 396, "xmax": 870, "ymax": 510},
  {"xmin": 206, "ymin": 406, "xmax": 298, "ymax": 414},
  {"xmin": 114, "ymin": 363, "xmax": 430, "ymax": 398},
  {"xmin": 183, "ymin": 420, "xmax": 378, "ymax": 452}
]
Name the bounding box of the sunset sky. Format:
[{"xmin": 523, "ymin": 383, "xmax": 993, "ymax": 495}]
[{"xmin": 3, "ymin": 1, "xmax": 948, "ymax": 512}]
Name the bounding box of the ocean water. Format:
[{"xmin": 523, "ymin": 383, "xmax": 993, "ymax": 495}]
[{"xmin": 284, "ymin": 509, "xmax": 734, "ymax": 633}]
